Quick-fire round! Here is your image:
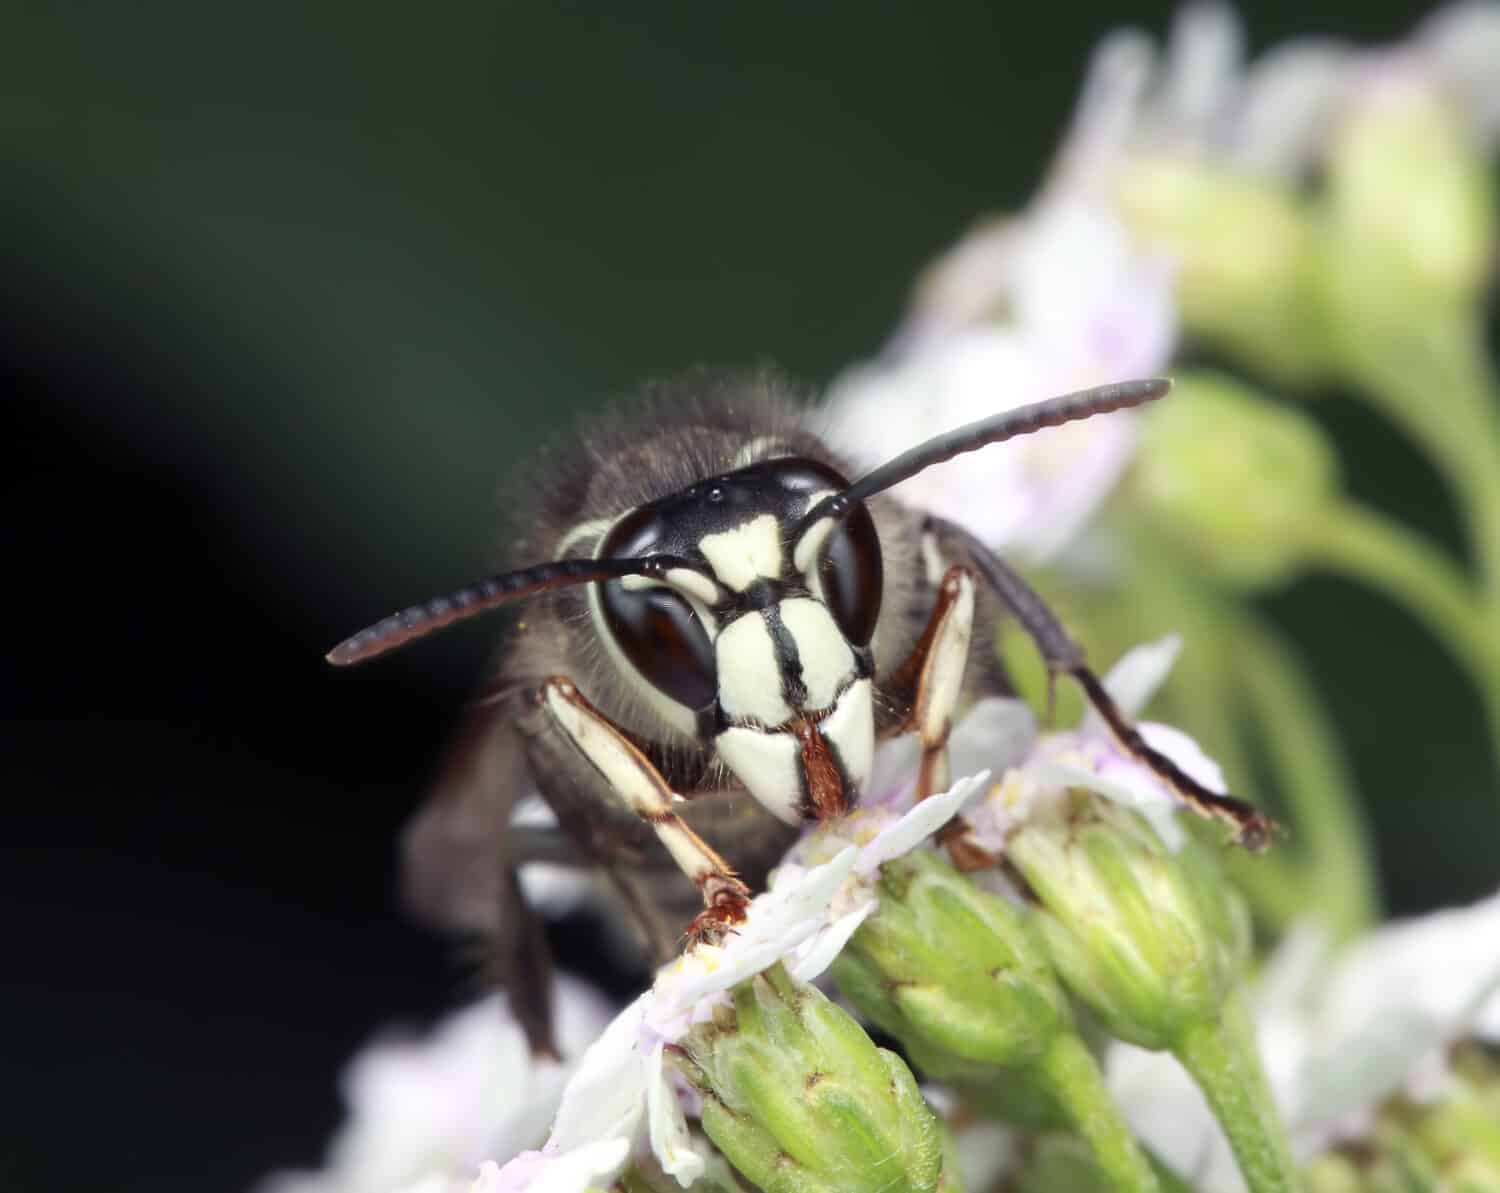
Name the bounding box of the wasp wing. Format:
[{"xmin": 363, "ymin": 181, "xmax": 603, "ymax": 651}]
[{"xmin": 398, "ymin": 690, "xmax": 560, "ymax": 1055}]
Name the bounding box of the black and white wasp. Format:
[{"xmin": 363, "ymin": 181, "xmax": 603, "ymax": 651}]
[{"xmin": 328, "ymin": 370, "xmax": 1270, "ymax": 1053}]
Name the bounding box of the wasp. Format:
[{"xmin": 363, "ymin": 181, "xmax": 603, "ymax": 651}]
[{"xmin": 328, "ymin": 370, "xmax": 1270, "ymax": 1053}]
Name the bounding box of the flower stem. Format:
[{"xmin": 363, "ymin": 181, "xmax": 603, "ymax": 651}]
[
  {"xmin": 1173, "ymin": 996, "xmax": 1299, "ymax": 1193},
  {"xmin": 1335, "ymin": 312, "xmax": 1500, "ymax": 612},
  {"xmin": 1031, "ymin": 1032, "xmax": 1162, "ymax": 1193},
  {"xmin": 1303, "ymin": 500, "xmax": 1500, "ymax": 770},
  {"xmin": 1231, "ymin": 615, "xmax": 1378, "ymax": 938}
]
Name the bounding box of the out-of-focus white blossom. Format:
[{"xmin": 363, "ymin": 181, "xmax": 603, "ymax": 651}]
[
  {"xmin": 823, "ymin": 192, "xmax": 1175, "ymax": 562},
  {"xmin": 263, "ymin": 979, "xmax": 613, "ymax": 1193},
  {"xmin": 1069, "ymin": 2, "xmax": 1500, "ymax": 183},
  {"xmin": 1107, "ymin": 889, "xmax": 1500, "ymax": 1192}
]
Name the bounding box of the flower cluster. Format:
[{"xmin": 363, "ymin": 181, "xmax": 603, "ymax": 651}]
[{"xmin": 271, "ymin": 3, "xmax": 1500, "ymax": 1191}]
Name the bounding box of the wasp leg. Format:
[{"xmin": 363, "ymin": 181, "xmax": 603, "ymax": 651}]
[
  {"xmin": 925, "ymin": 516, "xmax": 1273, "ymax": 850},
  {"xmin": 887, "ymin": 565, "xmax": 978, "ymax": 803},
  {"xmin": 537, "ymin": 677, "xmax": 752, "ymax": 946}
]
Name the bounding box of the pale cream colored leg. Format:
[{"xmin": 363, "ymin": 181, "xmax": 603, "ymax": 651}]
[{"xmin": 538, "ymin": 677, "xmax": 751, "ymax": 944}]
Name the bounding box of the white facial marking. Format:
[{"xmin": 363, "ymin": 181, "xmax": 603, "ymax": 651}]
[
  {"xmin": 820, "ymin": 677, "xmax": 874, "ymax": 799},
  {"xmin": 716, "ymin": 614, "xmax": 794, "ymax": 726},
  {"xmin": 699, "ymin": 514, "xmax": 783, "ymax": 592},
  {"xmin": 665, "ymin": 567, "xmax": 723, "ymax": 607},
  {"xmin": 777, "ymin": 598, "xmax": 855, "ymax": 710},
  {"xmin": 791, "ymin": 489, "xmax": 837, "ymax": 575},
  {"xmin": 716, "ymin": 727, "xmax": 803, "ymax": 824}
]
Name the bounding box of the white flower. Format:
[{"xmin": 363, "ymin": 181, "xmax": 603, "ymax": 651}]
[
  {"xmin": 1067, "ymin": 2, "xmax": 1500, "ymax": 184},
  {"xmin": 964, "ymin": 635, "xmax": 1209, "ymax": 852},
  {"xmin": 1107, "ymin": 890, "xmax": 1500, "ymax": 1191},
  {"xmin": 822, "ymin": 197, "xmax": 1174, "ymax": 562},
  {"xmin": 514, "ymin": 773, "xmax": 990, "ymax": 1188},
  {"xmin": 262, "ymin": 978, "xmax": 614, "ymax": 1193}
]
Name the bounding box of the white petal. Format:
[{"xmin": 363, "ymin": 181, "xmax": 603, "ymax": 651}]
[
  {"xmin": 647, "ymin": 1044, "xmax": 704, "ymax": 1187},
  {"xmin": 854, "ymin": 771, "xmax": 991, "ymax": 876},
  {"xmin": 651, "ymin": 849, "xmax": 860, "ymax": 1023},
  {"xmin": 952, "ymin": 1121, "xmax": 1022, "ymax": 1193},
  {"xmin": 863, "ymin": 732, "xmax": 922, "ymax": 807},
  {"xmin": 1138, "ymin": 720, "xmax": 1228, "ymax": 796},
  {"xmin": 1086, "ymin": 634, "xmax": 1182, "ymax": 729},
  {"xmin": 1050, "ymin": 28, "xmax": 1155, "ymax": 191},
  {"xmin": 1231, "ymin": 39, "xmax": 1354, "ymax": 176},
  {"xmin": 788, "ymin": 900, "xmax": 879, "ymax": 983},
  {"xmin": 1156, "ymin": 2, "xmax": 1245, "ymax": 147},
  {"xmin": 490, "ymin": 1139, "xmax": 632, "ymax": 1193},
  {"xmin": 949, "ymin": 699, "xmax": 1037, "ymax": 783},
  {"xmin": 1029, "ymin": 757, "xmax": 1186, "ymax": 851},
  {"xmin": 1107, "ymin": 1043, "xmax": 1244, "ymax": 1193},
  {"xmin": 547, "ymin": 995, "xmax": 650, "ymax": 1153},
  {"xmin": 1417, "ymin": 0, "xmax": 1500, "ymax": 145},
  {"xmin": 269, "ymin": 978, "xmax": 614, "ymax": 1193}
]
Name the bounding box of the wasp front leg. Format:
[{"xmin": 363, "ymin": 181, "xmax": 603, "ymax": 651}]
[
  {"xmin": 926, "ymin": 515, "xmax": 1274, "ymax": 850},
  {"xmin": 887, "ymin": 566, "xmax": 978, "ymax": 803},
  {"xmin": 535, "ymin": 677, "xmax": 752, "ymax": 945}
]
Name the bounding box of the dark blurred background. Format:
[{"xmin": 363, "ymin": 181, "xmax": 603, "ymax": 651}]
[{"xmin": 2, "ymin": 3, "xmax": 1492, "ymax": 1191}]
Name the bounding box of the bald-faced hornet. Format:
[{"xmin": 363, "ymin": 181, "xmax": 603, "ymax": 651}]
[{"xmin": 329, "ymin": 370, "xmax": 1269, "ymax": 1053}]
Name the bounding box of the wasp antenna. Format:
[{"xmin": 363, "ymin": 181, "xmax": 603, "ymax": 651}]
[
  {"xmin": 798, "ymin": 378, "xmax": 1171, "ymax": 541},
  {"xmin": 326, "ymin": 555, "xmax": 700, "ymax": 666}
]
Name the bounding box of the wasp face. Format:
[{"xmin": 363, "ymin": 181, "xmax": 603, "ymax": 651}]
[{"xmin": 591, "ymin": 456, "xmax": 884, "ymax": 823}]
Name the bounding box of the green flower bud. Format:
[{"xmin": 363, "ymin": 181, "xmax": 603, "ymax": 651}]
[
  {"xmin": 1131, "ymin": 371, "xmax": 1340, "ymax": 590},
  {"xmin": 1116, "ymin": 157, "xmax": 1328, "ymax": 384},
  {"xmin": 832, "ymin": 852, "xmax": 1166, "ymax": 1192},
  {"xmin": 675, "ymin": 963, "xmax": 944, "ymax": 1193},
  {"xmin": 832, "ymin": 851, "xmax": 1069, "ymax": 1074},
  {"xmin": 1323, "ymin": 86, "xmax": 1497, "ymax": 316},
  {"xmin": 1007, "ymin": 792, "xmax": 1251, "ymax": 1051}
]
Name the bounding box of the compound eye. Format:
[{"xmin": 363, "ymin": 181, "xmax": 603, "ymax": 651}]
[
  {"xmin": 820, "ymin": 502, "xmax": 882, "ymax": 647},
  {"xmin": 598, "ymin": 507, "xmax": 718, "ymax": 713}
]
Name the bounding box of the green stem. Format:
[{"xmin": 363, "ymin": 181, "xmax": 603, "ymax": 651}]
[
  {"xmin": 1304, "ymin": 501, "xmax": 1500, "ymax": 769},
  {"xmin": 1336, "ymin": 313, "xmax": 1500, "ymax": 612},
  {"xmin": 1231, "ymin": 616, "xmax": 1379, "ymax": 938},
  {"xmin": 1032, "ymin": 1032, "xmax": 1162, "ymax": 1193},
  {"xmin": 1118, "ymin": 531, "xmax": 1374, "ymax": 937},
  {"xmin": 1174, "ymin": 996, "xmax": 1300, "ymax": 1193}
]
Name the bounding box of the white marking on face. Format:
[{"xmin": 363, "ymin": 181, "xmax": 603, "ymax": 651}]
[
  {"xmin": 791, "ymin": 489, "xmax": 837, "ymax": 575},
  {"xmin": 821, "ymin": 677, "xmax": 874, "ymax": 799},
  {"xmin": 715, "ymin": 726, "xmax": 803, "ymax": 824},
  {"xmin": 715, "ymin": 614, "xmax": 794, "ymax": 726},
  {"xmin": 699, "ymin": 514, "xmax": 783, "ymax": 592},
  {"xmin": 777, "ymin": 597, "xmax": 855, "ymax": 710}
]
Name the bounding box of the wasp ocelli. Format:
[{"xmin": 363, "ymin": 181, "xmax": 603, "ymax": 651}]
[{"xmin": 328, "ymin": 370, "xmax": 1271, "ymax": 1054}]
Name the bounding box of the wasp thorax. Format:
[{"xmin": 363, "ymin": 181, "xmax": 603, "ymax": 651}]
[{"xmin": 594, "ymin": 456, "xmax": 883, "ymax": 824}]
